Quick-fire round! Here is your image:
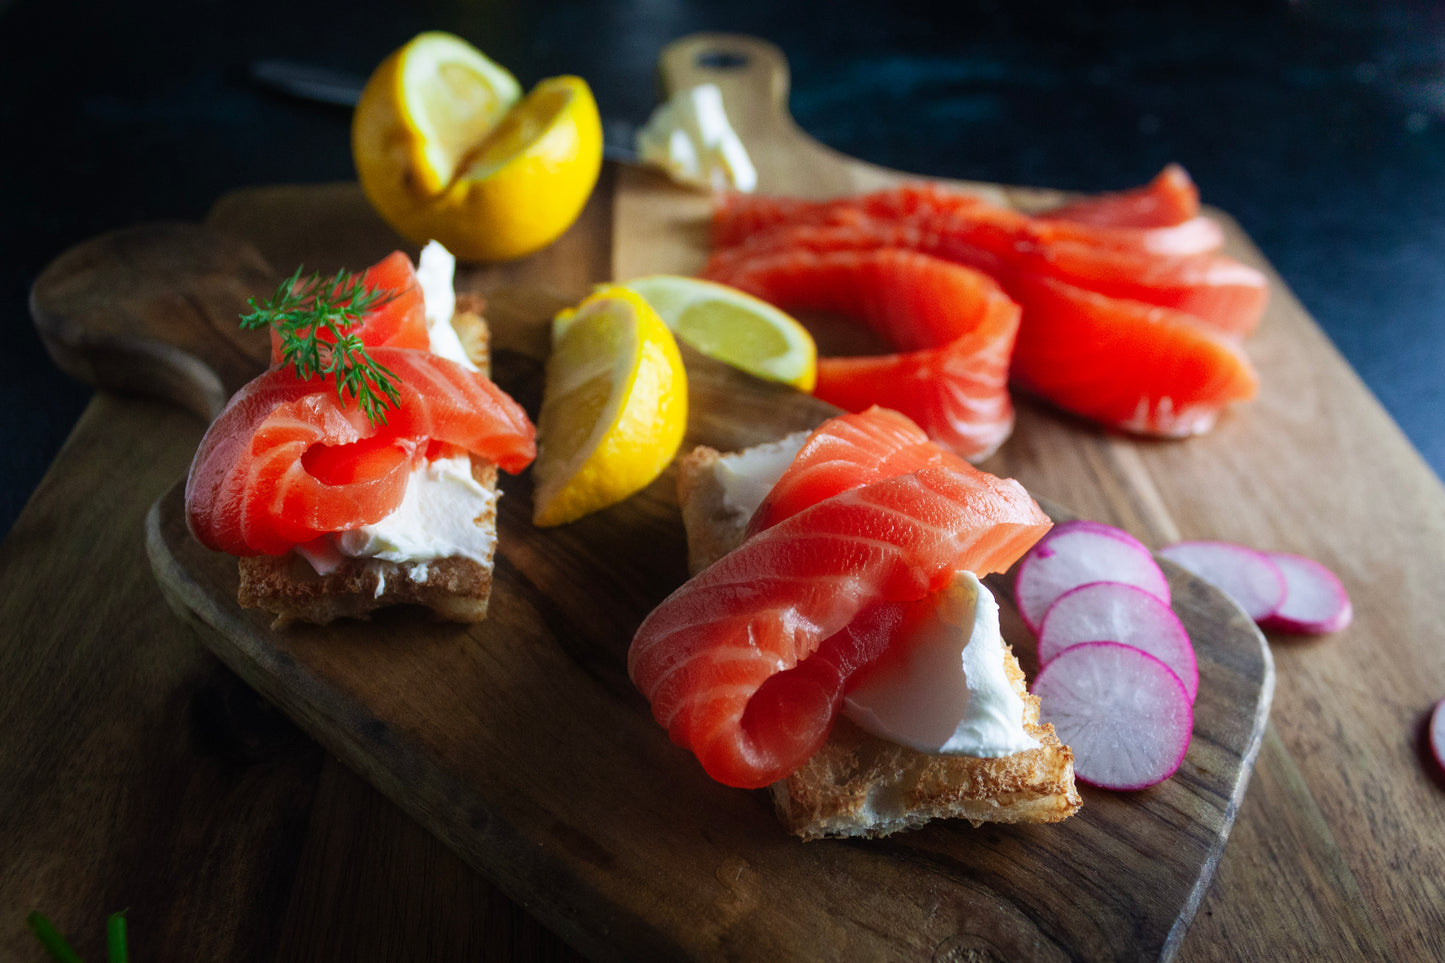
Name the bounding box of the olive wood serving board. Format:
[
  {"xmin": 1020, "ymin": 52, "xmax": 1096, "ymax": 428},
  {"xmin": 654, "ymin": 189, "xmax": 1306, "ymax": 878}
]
[
  {"xmin": 141, "ymin": 297, "xmax": 1270, "ymax": 963},
  {"xmin": 30, "ymin": 31, "xmax": 1445, "ymax": 963}
]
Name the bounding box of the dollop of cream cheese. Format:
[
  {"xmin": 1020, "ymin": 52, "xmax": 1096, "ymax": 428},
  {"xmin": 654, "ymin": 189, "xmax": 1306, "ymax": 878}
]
[
  {"xmin": 415, "ymin": 240, "xmax": 477, "ymax": 369},
  {"xmin": 636, "ymin": 83, "xmax": 758, "ymax": 192},
  {"xmin": 715, "ymin": 431, "xmax": 808, "ymax": 518},
  {"xmin": 294, "ymin": 453, "xmax": 497, "ymax": 576},
  {"xmin": 333, "ymin": 453, "xmax": 497, "ymax": 565},
  {"xmin": 843, "ymin": 571, "xmax": 1040, "ymax": 757},
  {"xmin": 294, "ymin": 241, "xmax": 496, "ymax": 576}
]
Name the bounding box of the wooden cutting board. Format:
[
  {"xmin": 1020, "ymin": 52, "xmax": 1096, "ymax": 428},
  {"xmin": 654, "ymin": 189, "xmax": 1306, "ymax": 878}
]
[{"xmin": 23, "ymin": 32, "xmax": 1444, "ymax": 963}]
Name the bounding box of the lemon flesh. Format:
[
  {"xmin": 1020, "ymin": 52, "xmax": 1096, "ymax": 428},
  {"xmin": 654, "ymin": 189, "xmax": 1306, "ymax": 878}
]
[
  {"xmin": 398, "ymin": 32, "xmax": 522, "ymax": 193},
  {"xmin": 622, "ymin": 275, "xmax": 817, "ymax": 392},
  {"xmin": 532, "ymin": 287, "xmax": 688, "ymax": 527}
]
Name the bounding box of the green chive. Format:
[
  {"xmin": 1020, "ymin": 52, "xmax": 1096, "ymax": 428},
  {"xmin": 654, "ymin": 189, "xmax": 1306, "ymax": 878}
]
[
  {"xmin": 106, "ymin": 911, "xmax": 129, "ymax": 963},
  {"xmin": 26, "ymin": 911, "xmax": 85, "ymax": 963}
]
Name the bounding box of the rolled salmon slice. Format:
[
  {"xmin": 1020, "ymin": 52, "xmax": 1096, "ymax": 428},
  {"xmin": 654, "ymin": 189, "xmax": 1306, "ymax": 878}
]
[{"xmin": 702, "ymin": 246, "xmax": 1020, "ymax": 462}]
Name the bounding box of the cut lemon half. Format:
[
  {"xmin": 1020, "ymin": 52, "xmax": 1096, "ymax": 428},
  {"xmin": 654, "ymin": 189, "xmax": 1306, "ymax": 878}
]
[
  {"xmin": 621, "ymin": 275, "xmax": 817, "ymax": 392},
  {"xmin": 353, "ymin": 31, "xmax": 603, "ymax": 262},
  {"xmin": 532, "ymin": 286, "xmax": 688, "ymax": 527}
]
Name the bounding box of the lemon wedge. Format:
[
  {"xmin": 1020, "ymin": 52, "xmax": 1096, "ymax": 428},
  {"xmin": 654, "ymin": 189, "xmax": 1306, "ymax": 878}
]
[
  {"xmin": 532, "ymin": 286, "xmax": 688, "ymax": 527},
  {"xmin": 353, "ymin": 31, "xmax": 603, "ymax": 262},
  {"xmin": 621, "ymin": 275, "xmax": 817, "ymax": 392}
]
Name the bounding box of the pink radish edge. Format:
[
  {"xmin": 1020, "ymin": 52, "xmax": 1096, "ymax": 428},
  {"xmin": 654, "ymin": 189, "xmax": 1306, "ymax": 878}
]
[
  {"xmin": 1256, "ymin": 551, "xmax": 1353, "ymax": 634},
  {"xmin": 1157, "ymin": 540, "xmax": 1286, "ymax": 621},
  {"xmin": 1430, "ymin": 699, "xmax": 1445, "ymax": 778},
  {"xmin": 1014, "ymin": 520, "xmax": 1169, "ymax": 635},
  {"xmin": 1031, "ymin": 641, "xmax": 1193, "ymax": 791},
  {"xmin": 1037, "ymin": 580, "xmax": 1198, "ymax": 703}
]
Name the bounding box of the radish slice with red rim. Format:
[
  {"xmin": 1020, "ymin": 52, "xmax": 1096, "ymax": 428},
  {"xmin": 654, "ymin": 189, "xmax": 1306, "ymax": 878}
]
[
  {"xmin": 1014, "ymin": 520, "xmax": 1169, "ymax": 634},
  {"xmin": 1037, "ymin": 581, "xmax": 1198, "ymax": 703},
  {"xmin": 1032, "ymin": 641, "xmax": 1193, "ymax": 791},
  {"xmin": 1430, "ymin": 699, "xmax": 1445, "ymax": 777},
  {"xmin": 1157, "ymin": 540, "xmax": 1286, "ymax": 621},
  {"xmin": 1256, "ymin": 551, "xmax": 1353, "ymax": 634}
]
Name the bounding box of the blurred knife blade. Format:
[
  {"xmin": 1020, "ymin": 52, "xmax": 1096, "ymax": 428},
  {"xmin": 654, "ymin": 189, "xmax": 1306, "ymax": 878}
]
[
  {"xmin": 249, "ymin": 59, "xmax": 365, "ymax": 107},
  {"xmin": 248, "ymin": 58, "xmax": 637, "ymax": 161}
]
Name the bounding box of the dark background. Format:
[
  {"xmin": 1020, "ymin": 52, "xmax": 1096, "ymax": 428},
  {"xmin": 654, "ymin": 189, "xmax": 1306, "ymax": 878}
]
[{"xmin": 3, "ymin": 0, "xmax": 1441, "ymax": 535}]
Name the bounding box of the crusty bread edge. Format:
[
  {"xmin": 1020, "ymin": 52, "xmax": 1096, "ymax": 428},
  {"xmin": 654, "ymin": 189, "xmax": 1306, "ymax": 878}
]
[
  {"xmin": 675, "ymin": 443, "xmax": 1082, "ymax": 840},
  {"xmin": 237, "ymin": 458, "xmax": 498, "ymax": 628}
]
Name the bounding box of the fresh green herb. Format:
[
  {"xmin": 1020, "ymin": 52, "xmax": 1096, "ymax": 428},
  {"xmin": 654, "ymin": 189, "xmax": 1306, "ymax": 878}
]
[
  {"xmin": 240, "ymin": 265, "xmax": 402, "ymax": 425},
  {"xmin": 26, "ymin": 911, "xmax": 86, "ymax": 963},
  {"xmin": 105, "ymin": 912, "xmax": 129, "ymax": 963},
  {"xmin": 26, "ymin": 909, "xmax": 130, "ymax": 963}
]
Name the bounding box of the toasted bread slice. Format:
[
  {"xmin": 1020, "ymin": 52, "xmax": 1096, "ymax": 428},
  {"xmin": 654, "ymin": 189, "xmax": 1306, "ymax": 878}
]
[
  {"xmin": 676, "ymin": 443, "xmax": 1081, "ymax": 840},
  {"xmin": 237, "ymin": 295, "xmax": 502, "ymax": 627}
]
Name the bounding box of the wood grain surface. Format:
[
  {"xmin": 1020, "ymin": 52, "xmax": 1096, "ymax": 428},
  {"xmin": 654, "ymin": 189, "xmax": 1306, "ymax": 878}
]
[{"xmin": 5, "ymin": 30, "xmax": 1443, "ymax": 963}]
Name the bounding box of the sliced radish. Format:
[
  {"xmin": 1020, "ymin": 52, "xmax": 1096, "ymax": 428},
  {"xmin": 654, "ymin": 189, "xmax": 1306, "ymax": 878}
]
[
  {"xmin": 1032, "ymin": 641, "xmax": 1193, "ymax": 791},
  {"xmin": 1157, "ymin": 540, "xmax": 1287, "ymax": 621},
  {"xmin": 1256, "ymin": 552, "xmax": 1353, "ymax": 634},
  {"xmin": 1430, "ymin": 699, "xmax": 1445, "ymax": 777},
  {"xmin": 1037, "ymin": 581, "xmax": 1198, "ymax": 703},
  {"xmin": 1014, "ymin": 520, "xmax": 1170, "ymax": 634}
]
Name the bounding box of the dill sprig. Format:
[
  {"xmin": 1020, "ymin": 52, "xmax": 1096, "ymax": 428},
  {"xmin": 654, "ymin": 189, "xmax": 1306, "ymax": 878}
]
[{"xmin": 241, "ymin": 265, "xmax": 402, "ymax": 425}]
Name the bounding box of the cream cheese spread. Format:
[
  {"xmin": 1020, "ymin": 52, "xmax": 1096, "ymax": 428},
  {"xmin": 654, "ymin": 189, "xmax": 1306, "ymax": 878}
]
[
  {"xmin": 332, "ymin": 452, "xmax": 496, "ymax": 565},
  {"xmin": 294, "ymin": 448, "xmax": 497, "ymax": 578},
  {"xmin": 715, "ymin": 430, "xmax": 808, "ymax": 520},
  {"xmin": 636, "ymin": 83, "xmax": 758, "ymax": 192},
  {"xmin": 415, "ymin": 240, "xmax": 476, "ymax": 368},
  {"xmin": 842, "ymin": 571, "xmax": 1040, "ymax": 757}
]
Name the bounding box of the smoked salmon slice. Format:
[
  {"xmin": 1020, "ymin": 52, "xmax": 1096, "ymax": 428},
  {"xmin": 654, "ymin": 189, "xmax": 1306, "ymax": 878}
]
[
  {"xmin": 745, "ymin": 406, "xmax": 971, "ymax": 536},
  {"xmin": 1038, "ymin": 163, "xmax": 1200, "ymax": 228},
  {"xmin": 267, "ymin": 250, "xmax": 431, "ymax": 365},
  {"xmin": 1006, "ymin": 273, "xmax": 1258, "ymax": 436},
  {"xmin": 705, "ymin": 216, "xmax": 1264, "ymax": 340},
  {"xmin": 706, "ymin": 165, "xmax": 1268, "ymax": 437},
  {"xmin": 628, "ymin": 411, "xmax": 1052, "ymax": 789},
  {"xmin": 713, "ymin": 172, "xmax": 1225, "ymax": 259},
  {"xmin": 703, "ymin": 208, "xmax": 1263, "ymax": 434},
  {"xmin": 702, "ymin": 246, "xmax": 1020, "ymax": 461},
  {"xmin": 186, "ymin": 347, "xmax": 535, "ymax": 557},
  {"xmin": 1013, "ymin": 239, "xmax": 1267, "ymax": 338}
]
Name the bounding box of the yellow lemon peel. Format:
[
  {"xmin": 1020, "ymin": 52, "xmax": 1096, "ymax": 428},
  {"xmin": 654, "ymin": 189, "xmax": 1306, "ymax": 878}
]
[{"xmin": 532, "ymin": 286, "xmax": 688, "ymax": 526}]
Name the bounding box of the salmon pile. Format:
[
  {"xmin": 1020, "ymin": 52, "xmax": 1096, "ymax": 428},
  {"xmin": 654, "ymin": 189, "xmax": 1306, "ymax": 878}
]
[{"xmin": 701, "ymin": 165, "xmax": 1266, "ymax": 454}]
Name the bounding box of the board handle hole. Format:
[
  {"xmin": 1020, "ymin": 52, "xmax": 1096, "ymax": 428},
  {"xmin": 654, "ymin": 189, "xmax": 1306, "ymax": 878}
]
[{"xmin": 695, "ymin": 48, "xmax": 749, "ymax": 71}]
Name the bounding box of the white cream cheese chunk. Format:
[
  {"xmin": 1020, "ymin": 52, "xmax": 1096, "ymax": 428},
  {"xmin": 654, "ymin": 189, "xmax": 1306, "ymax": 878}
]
[
  {"xmin": 636, "ymin": 83, "xmax": 758, "ymax": 192},
  {"xmin": 295, "ymin": 453, "xmax": 497, "ymax": 577},
  {"xmin": 843, "ymin": 571, "xmax": 1040, "ymax": 757},
  {"xmin": 715, "ymin": 430, "xmax": 808, "ymax": 519},
  {"xmin": 415, "ymin": 240, "xmax": 477, "ymax": 369},
  {"xmin": 333, "ymin": 453, "xmax": 496, "ymax": 565}
]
